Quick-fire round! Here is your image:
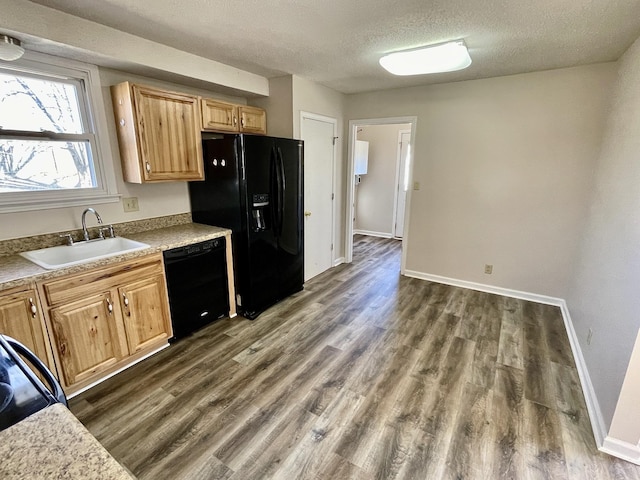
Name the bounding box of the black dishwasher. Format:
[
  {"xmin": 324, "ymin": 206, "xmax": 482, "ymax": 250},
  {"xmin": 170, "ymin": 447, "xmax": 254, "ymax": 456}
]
[{"xmin": 163, "ymin": 238, "xmax": 230, "ymax": 341}]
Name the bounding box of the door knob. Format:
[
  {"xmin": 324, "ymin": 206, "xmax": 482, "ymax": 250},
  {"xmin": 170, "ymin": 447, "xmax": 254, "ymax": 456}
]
[{"xmin": 304, "ymin": 211, "xmax": 312, "ymax": 217}]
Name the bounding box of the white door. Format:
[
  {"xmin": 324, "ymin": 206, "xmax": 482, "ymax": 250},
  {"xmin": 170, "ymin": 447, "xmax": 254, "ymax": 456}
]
[
  {"xmin": 394, "ymin": 131, "xmax": 411, "ymax": 238},
  {"xmin": 301, "ymin": 113, "xmax": 335, "ymax": 281}
]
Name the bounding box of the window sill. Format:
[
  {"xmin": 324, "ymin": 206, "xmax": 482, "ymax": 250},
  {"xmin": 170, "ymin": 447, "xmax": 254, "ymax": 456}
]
[{"xmin": 0, "ymin": 193, "xmax": 121, "ymax": 214}]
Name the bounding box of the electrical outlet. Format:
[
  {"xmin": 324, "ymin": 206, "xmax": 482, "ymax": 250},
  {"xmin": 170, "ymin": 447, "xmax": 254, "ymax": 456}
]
[
  {"xmin": 587, "ymin": 328, "xmax": 593, "ymax": 345},
  {"xmin": 123, "ymin": 197, "xmax": 139, "ymax": 212},
  {"xmin": 484, "ymin": 264, "xmax": 493, "ymax": 274}
]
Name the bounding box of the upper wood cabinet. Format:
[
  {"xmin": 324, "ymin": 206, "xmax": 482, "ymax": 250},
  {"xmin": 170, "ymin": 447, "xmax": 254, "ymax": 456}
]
[
  {"xmin": 111, "ymin": 82, "xmax": 204, "ymax": 183},
  {"xmin": 201, "ymin": 98, "xmax": 239, "ymax": 132},
  {"xmin": 0, "ymin": 285, "xmax": 56, "ymax": 374},
  {"xmin": 238, "ymin": 105, "xmax": 267, "ymax": 134},
  {"xmin": 201, "ymin": 98, "xmax": 267, "ymax": 135}
]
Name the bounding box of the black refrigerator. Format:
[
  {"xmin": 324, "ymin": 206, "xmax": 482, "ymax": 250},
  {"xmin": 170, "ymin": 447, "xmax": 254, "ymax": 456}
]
[{"xmin": 189, "ymin": 134, "xmax": 304, "ymax": 320}]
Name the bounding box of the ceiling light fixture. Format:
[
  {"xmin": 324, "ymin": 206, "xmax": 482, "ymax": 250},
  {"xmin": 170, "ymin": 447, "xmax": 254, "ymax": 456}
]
[
  {"xmin": 0, "ymin": 34, "xmax": 25, "ymax": 62},
  {"xmin": 379, "ymin": 40, "xmax": 471, "ymax": 76}
]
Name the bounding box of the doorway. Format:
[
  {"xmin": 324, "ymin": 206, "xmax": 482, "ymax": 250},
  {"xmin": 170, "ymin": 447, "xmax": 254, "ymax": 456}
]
[
  {"xmin": 393, "ymin": 130, "xmax": 411, "ymax": 239},
  {"xmin": 346, "ymin": 116, "xmax": 418, "ymax": 273},
  {"xmin": 300, "ymin": 112, "xmax": 337, "ymax": 281}
]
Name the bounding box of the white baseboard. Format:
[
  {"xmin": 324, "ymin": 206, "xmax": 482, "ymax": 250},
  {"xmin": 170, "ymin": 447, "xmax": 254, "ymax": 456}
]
[
  {"xmin": 601, "ymin": 437, "xmax": 640, "ymax": 465},
  {"xmin": 353, "ymin": 229, "xmax": 393, "ymax": 239},
  {"xmin": 403, "ymin": 270, "xmax": 611, "ymax": 458},
  {"xmin": 333, "ymin": 256, "xmax": 345, "ymax": 267},
  {"xmin": 67, "ymin": 343, "xmax": 170, "ymax": 399},
  {"xmin": 557, "ymin": 300, "xmax": 609, "ymax": 449},
  {"xmin": 403, "ymin": 270, "xmax": 564, "ymax": 306}
]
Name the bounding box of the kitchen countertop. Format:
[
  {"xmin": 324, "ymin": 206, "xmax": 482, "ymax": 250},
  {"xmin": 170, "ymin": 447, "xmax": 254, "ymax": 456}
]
[
  {"xmin": 0, "ymin": 223, "xmax": 230, "ymax": 291},
  {"xmin": 0, "ymin": 403, "xmax": 135, "ymax": 479}
]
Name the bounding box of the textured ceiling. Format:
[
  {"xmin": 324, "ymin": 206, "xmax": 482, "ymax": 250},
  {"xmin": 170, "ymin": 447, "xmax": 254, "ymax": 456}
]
[{"xmin": 26, "ymin": 0, "xmax": 640, "ymax": 94}]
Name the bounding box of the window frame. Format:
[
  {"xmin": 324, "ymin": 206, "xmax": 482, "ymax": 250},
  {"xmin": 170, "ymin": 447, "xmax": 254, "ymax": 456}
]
[{"xmin": 0, "ymin": 52, "xmax": 119, "ymax": 213}]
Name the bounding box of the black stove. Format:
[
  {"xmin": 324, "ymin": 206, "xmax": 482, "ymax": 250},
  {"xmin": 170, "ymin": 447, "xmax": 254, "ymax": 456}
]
[{"xmin": 0, "ymin": 335, "xmax": 66, "ymax": 431}]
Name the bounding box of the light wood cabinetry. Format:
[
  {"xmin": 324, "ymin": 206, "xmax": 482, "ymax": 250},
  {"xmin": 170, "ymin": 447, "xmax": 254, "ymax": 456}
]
[
  {"xmin": 118, "ymin": 274, "xmax": 171, "ymax": 354},
  {"xmin": 38, "ymin": 254, "xmax": 172, "ymax": 394},
  {"xmin": 201, "ymin": 98, "xmax": 267, "ymax": 135},
  {"xmin": 0, "ymin": 285, "xmax": 56, "ymax": 373},
  {"xmin": 49, "ymin": 292, "xmax": 128, "ymax": 387},
  {"xmin": 238, "ymin": 105, "xmax": 267, "ymax": 134},
  {"xmin": 201, "ymin": 98, "xmax": 239, "ymax": 132},
  {"xmin": 111, "ymin": 82, "xmax": 204, "ymax": 183}
]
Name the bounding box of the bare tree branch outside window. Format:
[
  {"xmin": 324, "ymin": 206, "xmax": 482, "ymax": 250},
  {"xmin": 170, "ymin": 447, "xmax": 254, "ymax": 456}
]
[{"xmin": 0, "ymin": 71, "xmax": 96, "ymax": 192}]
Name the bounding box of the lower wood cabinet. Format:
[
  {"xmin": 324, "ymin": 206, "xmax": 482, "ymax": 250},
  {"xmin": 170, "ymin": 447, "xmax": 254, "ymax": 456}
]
[
  {"xmin": 38, "ymin": 253, "xmax": 173, "ymax": 394},
  {"xmin": 50, "ymin": 292, "xmax": 129, "ymax": 387},
  {"xmin": 0, "ymin": 285, "xmax": 56, "ymax": 374},
  {"xmin": 118, "ymin": 273, "xmax": 171, "ymax": 354}
]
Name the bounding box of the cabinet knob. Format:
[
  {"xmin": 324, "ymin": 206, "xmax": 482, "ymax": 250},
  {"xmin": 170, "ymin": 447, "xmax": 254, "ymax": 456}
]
[
  {"xmin": 119, "ymin": 118, "xmax": 126, "ymax": 127},
  {"xmin": 28, "ymin": 298, "xmax": 37, "ymax": 318},
  {"xmin": 145, "ymin": 162, "xmax": 151, "ymax": 174},
  {"xmin": 122, "ymin": 293, "xmax": 131, "ymax": 316},
  {"xmin": 304, "ymin": 211, "xmax": 312, "ymax": 217},
  {"xmin": 106, "ymin": 298, "xmax": 113, "ymax": 314},
  {"xmin": 233, "ymin": 116, "xmax": 237, "ymax": 126}
]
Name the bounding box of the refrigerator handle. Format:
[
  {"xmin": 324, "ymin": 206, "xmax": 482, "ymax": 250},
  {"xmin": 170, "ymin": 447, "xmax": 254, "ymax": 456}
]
[
  {"xmin": 270, "ymin": 146, "xmax": 281, "ymax": 234},
  {"xmin": 276, "ymin": 147, "xmax": 286, "ymax": 236}
]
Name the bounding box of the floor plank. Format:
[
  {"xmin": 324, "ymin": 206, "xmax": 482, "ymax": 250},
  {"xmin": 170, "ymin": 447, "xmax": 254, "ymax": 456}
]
[{"xmin": 70, "ymin": 234, "xmax": 640, "ymax": 479}]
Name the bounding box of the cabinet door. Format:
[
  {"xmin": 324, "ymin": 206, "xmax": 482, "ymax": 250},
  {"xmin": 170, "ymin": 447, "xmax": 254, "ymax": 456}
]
[
  {"xmin": 201, "ymin": 98, "xmax": 239, "ymax": 132},
  {"xmin": 119, "ymin": 274, "xmax": 172, "ymax": 354},
  {"xmin": 0, "ymin": 289, "xmax": 53, "ymax": 372},
  {"xmin": 239, "ymin": 105, "xmax": 267, "ymax": 134},
  {"xmin": 50, "ymin": 292, "xmax": 128, "ymax": 387},
  {"xmin": 133, "ymin": 85, "xmax": 204, "ymax": 181}
]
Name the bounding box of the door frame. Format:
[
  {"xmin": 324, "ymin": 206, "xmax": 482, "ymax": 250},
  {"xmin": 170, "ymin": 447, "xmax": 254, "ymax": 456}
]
[
  {"xmin": 346, "ymin": 116, "xmax": 417, "ymax": 274},
  {"xmin": 392, "ymin": 129, "xmax": 412, "ymax": 239},
  {"xmin": 300, "ymin": 111, "xmax": 338, "ymax": 275}
]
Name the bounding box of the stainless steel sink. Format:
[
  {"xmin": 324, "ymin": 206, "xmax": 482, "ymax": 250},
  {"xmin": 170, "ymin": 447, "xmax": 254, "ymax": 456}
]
[{"xmin": 20, "ymin": 237, "xmax": 150, "ymax": 270}]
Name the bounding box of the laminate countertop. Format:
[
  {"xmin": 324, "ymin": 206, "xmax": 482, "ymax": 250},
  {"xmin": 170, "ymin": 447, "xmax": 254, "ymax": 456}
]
[
  {"xmin": 0, "ymin": 403, "xmax": 135, "ymax": 479},
  {"xmin": 0, "ymin": 223, "xmax": 230, "ymax": 291}
]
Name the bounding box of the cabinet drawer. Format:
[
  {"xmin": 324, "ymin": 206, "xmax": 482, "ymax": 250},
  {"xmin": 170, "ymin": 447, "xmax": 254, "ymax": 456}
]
[{"xmin": 41, "ymin": 254, "xmax": 163, "ymax": 306}]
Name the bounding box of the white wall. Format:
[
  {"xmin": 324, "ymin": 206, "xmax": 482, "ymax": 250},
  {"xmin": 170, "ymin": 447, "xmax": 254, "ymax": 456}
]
[
  {"xmin": 252, "ymin": 76, "xmax": 294, "ymax": 138},
  {"xmin": 292, "ymin": 76, "xmax": 346, "ymax": 261},
  {"xmin": 567, "ymin": 37, "xmax": 640, "ymax": 438},
  {"xmin": 355, "ymin": 124, "xmax": 410, "ymax": 235},
  {"xmin": 0, "ymin": 67, "xmax": 248, "ymax": 240},
  {"xmin": 345, "ymin": 63, "xmax": 615, "ymax": 298}
]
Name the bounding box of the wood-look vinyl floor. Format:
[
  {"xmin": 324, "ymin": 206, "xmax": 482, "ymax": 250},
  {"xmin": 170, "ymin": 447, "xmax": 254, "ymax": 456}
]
[{"xmin": 71, "ymin": 235, "xmax": 640, "ymax": 479}]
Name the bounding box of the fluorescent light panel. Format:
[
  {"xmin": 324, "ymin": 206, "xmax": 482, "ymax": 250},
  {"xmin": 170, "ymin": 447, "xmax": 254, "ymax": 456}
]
[{"xmin": 379, "ymin": 40, "xmax": 471, "ymax": 76}]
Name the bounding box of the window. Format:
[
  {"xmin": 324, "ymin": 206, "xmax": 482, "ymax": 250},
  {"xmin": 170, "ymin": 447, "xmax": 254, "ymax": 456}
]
[{"xmin": 0, "ymin": 53, "xmax": 118, "ymax": 212}]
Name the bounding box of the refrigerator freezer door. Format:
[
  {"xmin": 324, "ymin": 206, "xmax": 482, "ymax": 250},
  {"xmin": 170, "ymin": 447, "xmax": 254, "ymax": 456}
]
[{"xmin": 191, "ymin": 137, "xmax": 243, "ymax": 233}]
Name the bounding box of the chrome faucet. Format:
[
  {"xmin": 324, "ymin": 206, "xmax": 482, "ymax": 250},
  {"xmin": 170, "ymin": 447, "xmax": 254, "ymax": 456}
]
[{"xmin": 81, "ymin": 208, "xmax": 103, "ymax": 241}]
